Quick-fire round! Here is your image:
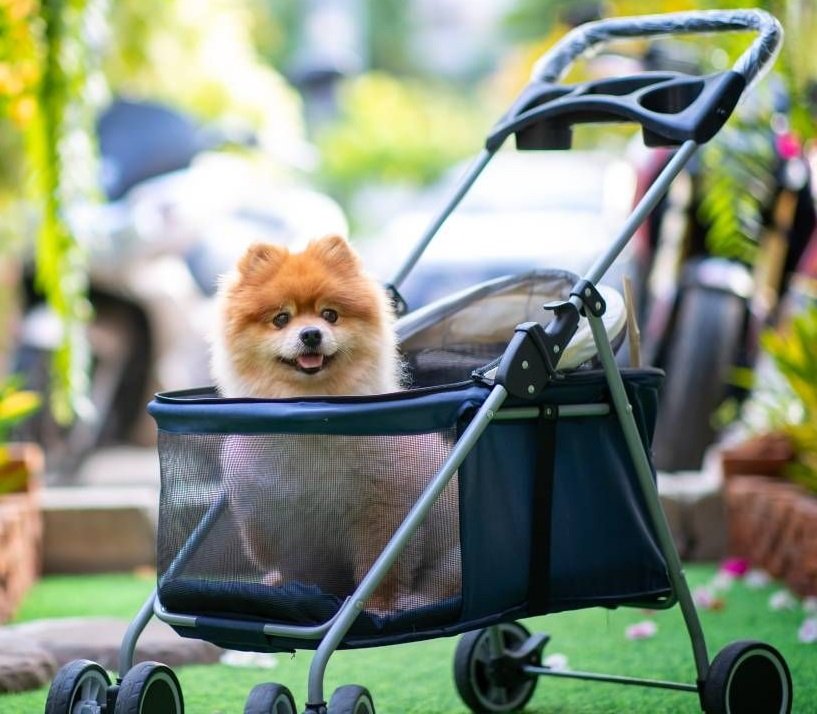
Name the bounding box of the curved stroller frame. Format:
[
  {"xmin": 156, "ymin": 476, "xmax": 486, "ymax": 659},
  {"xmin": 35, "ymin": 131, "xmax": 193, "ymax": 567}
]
[{"xmin": 45, "ymin": 9, "xmax": 793, "ymax": 714}]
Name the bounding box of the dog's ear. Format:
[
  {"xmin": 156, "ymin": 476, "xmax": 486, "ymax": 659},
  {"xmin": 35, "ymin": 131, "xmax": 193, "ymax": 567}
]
[
  {"xmin": 238, "ymin": 243, "xmax": 286, "ymax": 278},
  {"xmin": 309, "ymin": 234, "xmax": 359, "ymax": 269}
]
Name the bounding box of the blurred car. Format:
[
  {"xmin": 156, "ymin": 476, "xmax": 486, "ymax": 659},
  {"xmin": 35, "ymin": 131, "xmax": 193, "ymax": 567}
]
[{"xmin": 362, "ymin": 149, "xmax": 637, "ymax": 311}]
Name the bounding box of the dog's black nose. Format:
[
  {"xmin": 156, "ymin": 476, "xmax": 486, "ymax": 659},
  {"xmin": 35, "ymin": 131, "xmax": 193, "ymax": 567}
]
[{"xmin": 299, "ymin": 327, "xmax": 322, "ymax": 348}]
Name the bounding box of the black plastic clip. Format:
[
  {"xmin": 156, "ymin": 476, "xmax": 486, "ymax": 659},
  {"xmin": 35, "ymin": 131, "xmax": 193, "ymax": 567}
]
[
  {"xmin": 495, "ymin": 301, "xmax": 581, "ymax": 400},
  {"xmin": 495, "ymin": 323, "xmax": 554, "ymax": 400},
  {"xmin": 570, "ymin": 280, "xmax": 606, "ymax": 317},
  {"xmin": 384, "ymin": 283, "xmax": 408, "ymax": 317}
]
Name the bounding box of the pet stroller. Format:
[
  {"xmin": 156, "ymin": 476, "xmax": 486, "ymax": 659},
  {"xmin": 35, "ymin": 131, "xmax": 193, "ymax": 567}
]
[{"xmin": 45, "ymin": 9, "xmax": 793, "ymax": 714}]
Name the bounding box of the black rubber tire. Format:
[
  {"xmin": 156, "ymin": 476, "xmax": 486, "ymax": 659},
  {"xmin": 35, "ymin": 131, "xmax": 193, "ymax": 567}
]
[
  {"xmin": 244, "ymin": 682, "xmax": 297, "ymax": 714},
  {"xmin": 652, "ymin": 286, "xmax": 745, "ymax": 472},
  {"xmin": 44, "ymin": 659, "xmax": 111, "ymax": 714},
  {"xmin": 453, "ymin": 622, "xmax": 538, "ymax": 713},
  {"xmin": 328, "ymin": 684, "xmax": 375, "ymax": 714},
  {"xmin": 114, "ymin": 661, "xmax": 184, "ymax": 714},
  {"xmin": 702, "ymin": 640, "xmax": 793, "ymax": 714}
]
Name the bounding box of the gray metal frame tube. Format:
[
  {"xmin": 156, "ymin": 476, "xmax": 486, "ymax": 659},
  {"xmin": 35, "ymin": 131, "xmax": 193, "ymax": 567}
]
[
  {"xmin": 306, "ymin": 385, "xmax": 509, "ymax": 705},
  {"xmin": 523, "ymin": 664, "xmax": 699, "ymax": 693},
  {"xmin": 118, "ymin": 589, "xmax": 157, "ymax": 677},
  {"xmin": 585, "ymin": 140, "xmax": 698, "ymax": 286},
  {"xmin": 390, "ymin": 150, "xmax": 493, "ymax": 289},
  {"xmin": 587, "ymin": 312, "xmax": 709, "ymax": 681},
  {"xmin": 120, "ymin": 492, "xmax": 228, "ymax": 675}
]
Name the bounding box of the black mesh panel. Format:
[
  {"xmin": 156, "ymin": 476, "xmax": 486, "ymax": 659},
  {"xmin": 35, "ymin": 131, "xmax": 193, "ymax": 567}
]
[
  {"xmin": 405, "ymin": 343, "xmax": 507, "ymax": 387},
  {"xmin": 157, "ymin": 429, "xmax": 461, "ymax": 625}
]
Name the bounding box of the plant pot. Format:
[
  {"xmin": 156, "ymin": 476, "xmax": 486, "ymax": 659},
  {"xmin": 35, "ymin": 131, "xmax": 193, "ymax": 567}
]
[
  {"xmin": 725, "ymin": 475, "xmax": 817, "ymax": 597},
  {"xmin": 0, "ymin": 442, "xmax": 44, "ymax": 623},
  {"xmin": 0, "ymin": 442, "xmax": 44, "ymax": 495},
  {"xmin": 720, "ymin": 432, "xmax": 795, "ymax": 480}
]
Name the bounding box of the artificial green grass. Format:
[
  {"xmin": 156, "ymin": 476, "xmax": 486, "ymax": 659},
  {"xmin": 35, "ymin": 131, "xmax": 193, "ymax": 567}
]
[{"xmin": 3, "ymin": 565, "xmax": 816, "ymax": 713}]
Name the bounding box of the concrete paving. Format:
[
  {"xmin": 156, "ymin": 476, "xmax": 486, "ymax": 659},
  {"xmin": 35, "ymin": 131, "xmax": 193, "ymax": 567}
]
[{"xmin": 0, "ymin": 617, "xmax": 223, "ymax": 693}]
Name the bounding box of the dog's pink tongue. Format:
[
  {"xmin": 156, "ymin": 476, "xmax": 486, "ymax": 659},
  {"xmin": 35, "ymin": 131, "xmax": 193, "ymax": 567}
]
[{"xmin": 297, "ymin": 353, "xmax": 324, "ymax": 370}]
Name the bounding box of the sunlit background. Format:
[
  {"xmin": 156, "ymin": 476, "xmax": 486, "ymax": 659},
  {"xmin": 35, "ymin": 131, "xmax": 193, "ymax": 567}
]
[
  {"xmin": 3, "ymin": 2, "xmax": 817, "ymax": 711},
  {"xmin": 1, "ymin": 0, "xmax": 817, "ymax": 482}
]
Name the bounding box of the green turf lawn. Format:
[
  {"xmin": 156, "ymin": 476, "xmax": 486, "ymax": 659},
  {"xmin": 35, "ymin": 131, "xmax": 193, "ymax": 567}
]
[{"xmin": 3, "ymin": 565, "xmax": 816, "ymax": 713}]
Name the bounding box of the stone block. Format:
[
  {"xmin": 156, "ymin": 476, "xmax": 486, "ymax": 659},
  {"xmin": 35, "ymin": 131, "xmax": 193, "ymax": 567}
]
[
  {"xmin": 1, "ymin": 617, "xmax": 222, "ymax": 671},
  {"xmin": 657, "ymin": 467, "xmax": 726, "ymax": 562},
  {"xmin": 40, "ymin": 487, "xmax": 157, "ymax": 573},
  {"xmin": 0, "ymin": 632, "xmax": 55, "ymax": 693}
]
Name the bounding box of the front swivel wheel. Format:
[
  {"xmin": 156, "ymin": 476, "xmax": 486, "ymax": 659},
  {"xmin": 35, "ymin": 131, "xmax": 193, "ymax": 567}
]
[
  {"xmin": 244, "ymin": 682, "xmax": 297, "ymax": 713},
  {"xmin": 328, "ymin": 684, "xmax": 375, "ymax": 713},
  {"xmin": 114, "ymin": 661, "xmax": 184, "ymax": 714},
  {"xmin": 45, "ymin": 659, "xmax": 111, "ymax": 714},
  {"xmin": 702, "ymin": 640, "xmax": 792, "ymax": 714}
]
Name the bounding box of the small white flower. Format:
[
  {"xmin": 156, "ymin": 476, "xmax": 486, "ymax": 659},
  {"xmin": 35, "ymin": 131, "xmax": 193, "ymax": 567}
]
[
  {"xmin": 769, "ymin": 589, "xmax": 797, "ymax": 611},
  {"xmin": 744, "ymin": 569, "xmax": 771, "ymax": 589},
  {"xmin": 803, "ymin": 597, "xmax": 817, "ymax": 614},
  {"xmin": 220, "ymin": 650, "xmax": 279, "ymax": 668},
  {"xmin": 798, "ymin": 617, "xmax": 817, "ymax": 644},
  {"xmin": 693, "ymin": 586, "xmax": 716, "ymax": 609},
  {"xmin": 711, "ymin": 572, "xmax": 735, "ymax": 593},
  {"xmin": 625, "ymin": 620, "xmax": 658, "ymax": 640},
  {"xmin": 543, "ymin": 653, "xmax": 569, "ymax": 671}
]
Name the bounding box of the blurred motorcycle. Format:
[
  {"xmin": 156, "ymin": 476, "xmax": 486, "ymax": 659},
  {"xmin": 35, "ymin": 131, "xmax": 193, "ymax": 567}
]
[
  {"xmin": 632, "ymin": 90, "xmax": 816, "ymax": 472},
  {"xmin": 16, "ymin": 98, "xmax": 347, "ymax": 480}
]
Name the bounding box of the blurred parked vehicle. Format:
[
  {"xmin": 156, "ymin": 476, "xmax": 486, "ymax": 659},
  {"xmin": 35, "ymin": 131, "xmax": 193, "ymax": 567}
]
[
  {"xmin": 362, "ymin": 150, "xmax": 638, "ymax": 311},
  {"xmin": 632, "ymin": 104, "xmax": 816, "ymax": 473},
  {"xmin": 16, "ymin": 99, "xmax": 347, "ymax": 479}
]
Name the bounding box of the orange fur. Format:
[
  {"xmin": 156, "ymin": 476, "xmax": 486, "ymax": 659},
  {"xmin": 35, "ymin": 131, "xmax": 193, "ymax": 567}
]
[{"xmin": 211, "ymin": 235, "xmax": 402, "ymax": 398}]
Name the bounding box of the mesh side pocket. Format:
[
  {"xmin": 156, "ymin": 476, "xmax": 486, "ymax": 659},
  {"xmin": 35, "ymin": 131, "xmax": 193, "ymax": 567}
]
[
  {"xmin": 406, "ymin": 343, "xmax": 506, "ymax": 387},
  {"xmin": 157, "ymin": 429, "xmax": 461, "ymax": 624}
]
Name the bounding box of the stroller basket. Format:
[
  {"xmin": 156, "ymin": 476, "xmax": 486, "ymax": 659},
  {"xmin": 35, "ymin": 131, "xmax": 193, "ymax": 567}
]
[{"xmin": 150, "ymin": 270, "xmax": 667, "ymax": 652}]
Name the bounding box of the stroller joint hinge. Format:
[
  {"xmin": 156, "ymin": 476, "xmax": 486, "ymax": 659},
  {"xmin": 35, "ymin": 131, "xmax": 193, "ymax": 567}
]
[
  {"xmin": 304, "ymin": 701, "xmax": 328, "ymax": 714},
  {"xmin": 570, "ymin": 280, "xmax": 606, "ymax": 317},
  {"xmin": 494, "ymin": 322, "xmax": 557, "ymax": 400}
]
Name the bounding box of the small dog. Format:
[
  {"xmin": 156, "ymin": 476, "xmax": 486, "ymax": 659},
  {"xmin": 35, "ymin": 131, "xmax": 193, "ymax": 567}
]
[
  {"xmin": 211, "ymin": 234, "xmax": 403, "ymax": 398},
  {"xmin": 211, "ymin": 235, "xmax": 460, "ymax": 614}
]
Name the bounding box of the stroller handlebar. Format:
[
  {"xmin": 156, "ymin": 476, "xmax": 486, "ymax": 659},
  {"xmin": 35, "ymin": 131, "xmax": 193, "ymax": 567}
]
[{"xmin": 531, "ymin": 9, "xmax": 782, "ymax": 89}]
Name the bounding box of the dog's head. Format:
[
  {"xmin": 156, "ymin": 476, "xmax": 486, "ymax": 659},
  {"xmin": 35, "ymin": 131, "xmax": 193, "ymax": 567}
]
[{"xmin": 216, "ymin": 235, "xmax": 397, "ymax": 397}]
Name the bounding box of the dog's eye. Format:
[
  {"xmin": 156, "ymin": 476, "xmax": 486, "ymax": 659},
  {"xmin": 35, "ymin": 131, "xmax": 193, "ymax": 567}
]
[
  {"xmin": 321, "ymin": 309, "xmax": 338, "ymax": 324},
  {"xmin": 271, "ymin": 312, "xmax": 290, "ymax": 328}
]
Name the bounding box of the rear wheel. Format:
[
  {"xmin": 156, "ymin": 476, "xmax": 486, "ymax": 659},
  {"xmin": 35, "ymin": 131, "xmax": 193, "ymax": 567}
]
[
  {"xmin": 652, "ymin": 286, "xmax": 745, "ymax": 472},
  {"xmin": 453, "ymin": 622, "xmax": 539, "ymax": 713},
  {"xmin": 702, "ymin": 640, "xmax": 792, "ymax": 713}
]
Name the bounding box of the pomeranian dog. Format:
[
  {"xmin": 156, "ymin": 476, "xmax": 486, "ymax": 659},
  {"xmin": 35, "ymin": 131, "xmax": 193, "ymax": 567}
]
[
  {"xmin": 211, "ymin": 234, "xmax": 403, "ymax": 398},
  {"xmin": 211, "ymin": 235, "xmax": 460, "ymax": 615}
]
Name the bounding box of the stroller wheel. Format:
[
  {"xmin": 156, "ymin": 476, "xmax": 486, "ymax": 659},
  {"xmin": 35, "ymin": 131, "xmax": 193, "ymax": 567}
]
[
  {"xmin": 244, "ymin": 682, "xmax": 297, "ymax": 713},
  {"xmin": 328, "ymin": 684, "xmax": 375, "ymax": 713},
  {"xmin": 702, "ymin": 640, "xmax": 792, "ymax": 714},
  {"xmin": 453, "ymin": 622, "xmax": 539, "ymax": 713},
  {"xmin": 45, "ymin": 659, "xmax": 111, "ymax": 714},
  {"xmin": 114, "ymin": 661, "xmax": 184, "ymax": 714}
]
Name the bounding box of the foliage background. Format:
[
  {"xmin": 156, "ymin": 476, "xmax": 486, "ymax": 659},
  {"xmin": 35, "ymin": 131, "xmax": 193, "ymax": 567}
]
[{"xmin": 2, "ymin": 0, "xmax": 817, "ymax": 418}]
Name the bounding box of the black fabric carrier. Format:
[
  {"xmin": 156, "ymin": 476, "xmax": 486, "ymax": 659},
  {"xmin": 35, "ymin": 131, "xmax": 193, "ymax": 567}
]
[
  {"xmin": 151, "ymin": 370, "xmax": 668, "ymax": 652},
  {"xmin": 149, "ymin": 271, "xmax": 669, "ymax": 652},
  {"xmin": 528, "ymin": 407, "xmax": 557, "ymax": 612}
]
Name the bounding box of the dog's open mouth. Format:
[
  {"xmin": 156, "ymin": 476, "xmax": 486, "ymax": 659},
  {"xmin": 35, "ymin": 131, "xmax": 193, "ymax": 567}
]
[{"xmin": 281, "ymin": 352, "xmax": 334, "ymax": 375}]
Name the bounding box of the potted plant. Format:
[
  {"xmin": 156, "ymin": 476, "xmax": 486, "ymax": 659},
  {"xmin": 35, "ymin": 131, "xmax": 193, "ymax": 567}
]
[
  {"xmin": 0, "ymin": 376, "xmax": 43, "ymax": 622},
  {"xmin": 758, "ymin": 304, "xmax": 817, "ymax": 492},
  {"xmin": 0, "ymin": 377, "xmax": 43, "ymax": 494},
  {"xmin": 724, "ymin": 302, "xmax": 817, "ymax": 596}
]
